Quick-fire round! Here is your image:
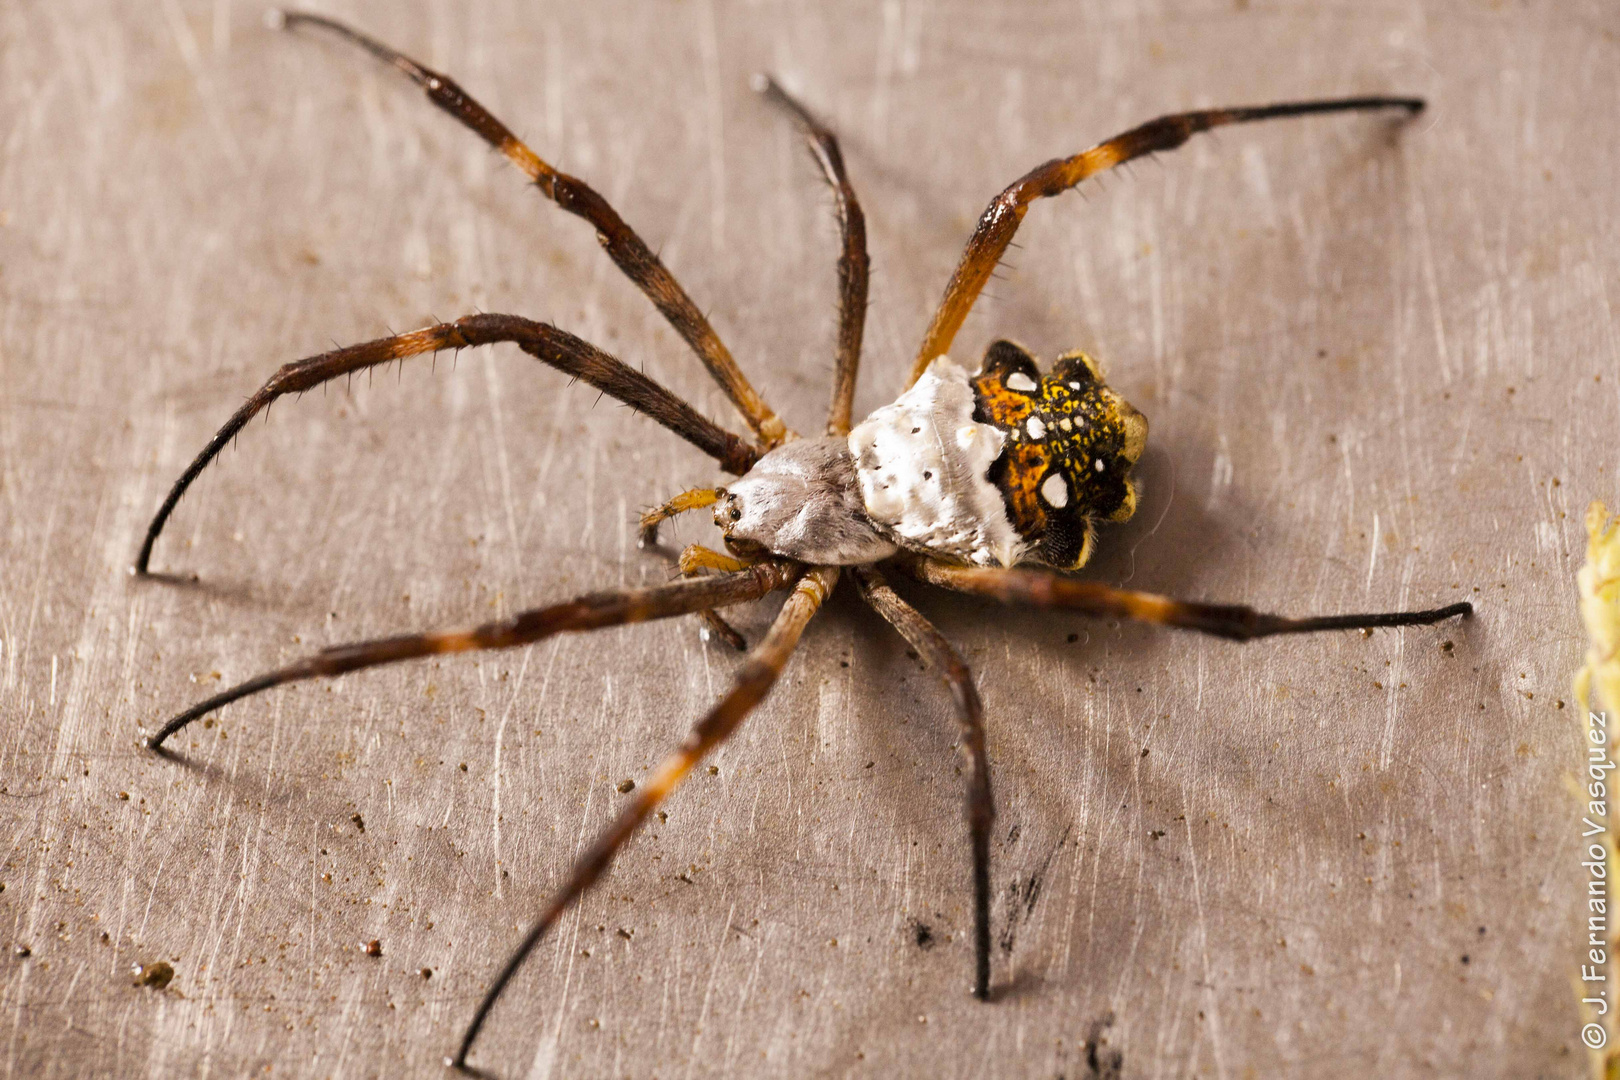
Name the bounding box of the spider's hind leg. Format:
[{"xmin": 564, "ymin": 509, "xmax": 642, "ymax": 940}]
[
  {"xmin": 911, "ymin": 95, "xmax": 1425, "ymax": 383},
  {"xmin": 855, "ymin": 566, "xmax": 995, "ymax": 1000},
  {"xmin": 902, "ymin": 556, "xmax": 1471, "ymax": 640}
]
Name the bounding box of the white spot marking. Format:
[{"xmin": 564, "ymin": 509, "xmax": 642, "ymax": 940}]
[
  {"xmin": 1069, "ymin": 381, "xmax": 1082, "ymax": 389},
  {"xmin": 1094, "ymin": 458, "xmax": 1106, "ymax": 472},
  {"xmin": 1006, "ymin": 372, "xmax": 1038, "ymax": 392},
  {"xmin": 1059, "ymin": 418, "xmax": 1072, "ymax": 432},
  {"xmin": 1026, "ymin": 416, "xmax": 1046, "ymax": 439},
  {"xmin": 1041, "ymin": 472, "xmax": 1069, "ymax": 508}
]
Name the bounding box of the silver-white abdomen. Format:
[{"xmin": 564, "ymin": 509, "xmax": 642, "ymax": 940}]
[
  {"xmin": 720, "ymin": 358, "xmax": 1025, "ymax": 568},
  {"xmin": 846, "ymin": 358, "xmax": 1026, "ymax": 568}
]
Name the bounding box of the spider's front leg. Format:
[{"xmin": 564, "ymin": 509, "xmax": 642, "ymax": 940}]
[
  {"xmin": 754, "ymin": 77, "xmax": 870, "ymax": 436},
  {"xmin": 135, "ymin": 315, "xmax": 757, "ymax": 575},
  {"xmin": 273, "ymin": 10, "xmax": 789, "ymax": 448},
  {"xmin": 145, "ymin": 561, "xmax": 800, "ymax": 748},
  {"xmin": 450, "ymin": 566, "xmax": 839, "ymax": 1071}
]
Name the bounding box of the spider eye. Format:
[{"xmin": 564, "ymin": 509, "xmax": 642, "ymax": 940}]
[{"xmin": 730, "ymin": 507, "xmax": 742, "ymax": 521}]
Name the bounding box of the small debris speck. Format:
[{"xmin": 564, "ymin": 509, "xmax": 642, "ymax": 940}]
[
  {"xmin": 351, "ymin": 813, "xmax": 365, "ymax": 833},
  {"xmin": 617, "ymin": 779, "xmax": 635, "ymax": 793},
  {"xmin": 708, "ymin": 765, "xmax": 719, "ymax": 776},
  {"xmin": 133, "ymin": 960, "xmax": 174, "ymax": 989},
  {"xmin": 419, "ymin": 967, "xmax": 433, "ymax": 979},
  {"xmin": 363, "ymin": 939, "xmax": 382, "ymax": 957},
  {"xmin": 13, "ymin": 945, "xmax": 30, "ymax": 958}
]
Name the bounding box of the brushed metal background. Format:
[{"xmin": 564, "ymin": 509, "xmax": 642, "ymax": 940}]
[{"xmin": 0, "ymin": 1, "xmax": 1611, "ymax": 1076}]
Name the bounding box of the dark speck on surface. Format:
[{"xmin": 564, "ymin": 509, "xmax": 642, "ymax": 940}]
[{"xmin": 133, "ymin": 960, "xmax": 175, "ymax": 989}]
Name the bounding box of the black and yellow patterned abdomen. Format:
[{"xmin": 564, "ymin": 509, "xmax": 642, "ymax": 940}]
[{"xmin": 970, "ymin": 340, "xmax": 1147, "ymax": 569}]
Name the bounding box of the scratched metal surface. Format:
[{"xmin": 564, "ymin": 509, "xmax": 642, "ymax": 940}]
[{"xmin": 1, "ymin": 0, "xmax": 1613, "ymax": 1076}]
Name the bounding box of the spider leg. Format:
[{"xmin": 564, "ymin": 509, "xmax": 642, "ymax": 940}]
[
  {"xmin": 677, "ymin": 545, "xmax": 757, "ymax": 651},
  {"xmin": 146, "ymin": 561, "xmax": 800, "ymax": 749},
  {"xmin": 637, "ymin": 489, "xmax": 752, "ymax": 649},
  {"xmin": 639, "ymin": 487, "xmax": 724, "ymax": 548},
  {"xmin": 135, "ymin": 314, "xmax": 757, "ymax": 574},
  {"xmin": 451, "ymin": 566, "xmax": 839, "ymax": 1071},
  {"xmin": 678, "ymin": 544, "xmax": 754, "ymax": 575},
  {"xmin": 754, "ymin": 77, "xmax": 870, "ymax": 436},
  {"xmin": 910, "ymin": 96, "xmax": 1425, "ymax": 384},
  {"xmin": 899, "ymin": 556, "xmax": 1471, "ymax": 640},
  {"xmin": 854, "ymin": 567, "xmax": 994, "ymax": 1000},
  {"xmin": 275, "ymin": 10, "xmax": 788, "ymax": 449}
]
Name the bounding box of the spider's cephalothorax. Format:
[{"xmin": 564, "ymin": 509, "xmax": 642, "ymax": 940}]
[
  {"xmin": 719, "ymin": 340, "xmax": 1145, "ymax": 570},
  {"xmin": 135, "ymin": 17, "xmax": 1467, "ymax": 1068}
]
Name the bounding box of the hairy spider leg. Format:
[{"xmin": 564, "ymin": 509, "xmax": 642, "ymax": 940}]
[
  {"xmin": 275, "ymin": 10, "xmax": 788, "ymax": 448},
  {"xmin": 910, "ymin": 96, "xmax": 1425, "ymax": 385},
  {"xmin": 145, "ymin": 561, "xmax": 801, "ymax": 749},
  {"xmin": 134, "ymin": 315, "xmax": 757, "ymax": 574},
  {"xmin": 637, "ymin": 492, "xmax": 757, "ymax": 648},
  {"xmin": 451, "ymin": 566, "xmax": 839, "ymax": 1071},
  {"xmin": 676, "ymin": 544, "xmax": 763, "ymax": 651},
  {"xmin": 679, "ymin": 545, "xmax": 756, "ymax": 575},
  {"xmin": 901, "ymin": 557, "xmax": 1472, "ymax": 640},
  {"xmin": 754, "ymin": 76, "xmax": 870, "ymax": 436},
  {"xmin": 639, "ymin": 488, "xmax": 725, "ymax": 548},
  {"xmin": 855, "ymin": 567, "xmax": 995, "ymax": 999}
]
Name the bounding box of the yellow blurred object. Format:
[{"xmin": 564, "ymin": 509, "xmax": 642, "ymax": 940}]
[
  {"xmin": 1576, "ymin": 501, "xmax": 1620, "ymax": 1080},
  {"xmin": 1577, "ymin": 502, "xmax": 1620, "ymax": 719}
]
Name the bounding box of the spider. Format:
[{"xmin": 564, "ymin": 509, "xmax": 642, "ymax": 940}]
[{"xmin": 135, "ymin": 10, "xmax": 1471, "ymax": 1072}]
